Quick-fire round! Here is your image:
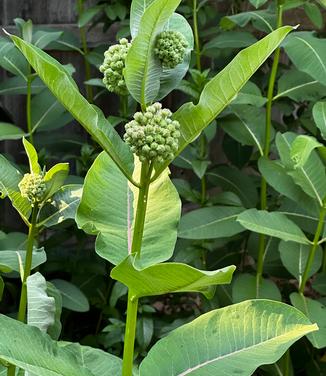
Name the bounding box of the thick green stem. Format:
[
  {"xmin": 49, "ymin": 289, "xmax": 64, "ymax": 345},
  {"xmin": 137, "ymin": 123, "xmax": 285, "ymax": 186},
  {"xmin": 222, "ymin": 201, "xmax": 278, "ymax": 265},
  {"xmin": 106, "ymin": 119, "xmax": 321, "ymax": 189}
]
[
  {"xmin": 256, "ymin": 3, "xmax": 283, "ymax": 297},
  {"xmin": 193, "ymin": 0, "xmax": 201, "ymax": 71},
  {"xmin": 283, "ymin": 349, "xmax": 291, "ymax": 376},
  {"xmin": 122, "ymin": 292, "xmax": 139, "ymax": 376},
  {"xmin": 77, "ymin": 0, "xmax": 94, "ymax": 103},
  {"xmin": 299, "ymin": 206, "xmax": 326, "ymax": 294},
  {"xmin": 17, "ymin": 205, "xmax": 39, "ymax": 322},
  {"xmin": 26, "ymin": 65, "xmax": 33, "ymax": 145},
  {"xmin": 122, "ymin": 162, "xmax": 153, "ymax": 375}
]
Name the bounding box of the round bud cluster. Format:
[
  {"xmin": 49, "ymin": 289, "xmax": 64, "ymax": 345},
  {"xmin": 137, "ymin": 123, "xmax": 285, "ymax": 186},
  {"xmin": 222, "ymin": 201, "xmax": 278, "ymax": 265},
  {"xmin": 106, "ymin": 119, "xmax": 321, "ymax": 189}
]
[
  {"xmin": 124, "ymin": 103, "xmax": 180, "ymax": 163},
  {"xmin": 99, "ymin": 38, "xmax": 131, "ymax": 95},
  {"xmin": 154, "ymin": 30, "xmax": 188, "ymax": 69},
  {"xmin": 19, "ymin": 173, "xmax": 46, "ymax": 206}
]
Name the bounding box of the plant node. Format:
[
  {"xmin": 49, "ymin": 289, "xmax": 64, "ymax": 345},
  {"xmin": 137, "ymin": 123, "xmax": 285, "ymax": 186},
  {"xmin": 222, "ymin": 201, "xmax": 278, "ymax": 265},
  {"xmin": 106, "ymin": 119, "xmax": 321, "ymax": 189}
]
[
  {"xmin": 124, "ymin": 102, "xmax": 180, "ymax": 163},
  {"xmin": 99, "ymin": 38, "xmax": 131, "ymax": 95},
  {"xmin": 154, "ymin": 30, "xmax": 188, "ymax": 69}
]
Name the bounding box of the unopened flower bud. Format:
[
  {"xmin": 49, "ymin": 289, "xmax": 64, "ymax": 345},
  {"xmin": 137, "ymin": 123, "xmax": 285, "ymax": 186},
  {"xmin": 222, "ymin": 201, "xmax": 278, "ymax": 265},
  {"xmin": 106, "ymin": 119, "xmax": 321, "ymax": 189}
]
[{"xmin": 154, "ymin": 31, "xmax": 188, "ymax": 69}]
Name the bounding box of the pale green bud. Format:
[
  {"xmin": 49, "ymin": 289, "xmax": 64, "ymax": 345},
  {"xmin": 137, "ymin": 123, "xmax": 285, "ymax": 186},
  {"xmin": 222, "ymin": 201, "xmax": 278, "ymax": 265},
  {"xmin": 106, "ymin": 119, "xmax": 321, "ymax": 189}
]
[{"xmin": 154, "ymin": 31, "xmax": 188, "ymax": 69}]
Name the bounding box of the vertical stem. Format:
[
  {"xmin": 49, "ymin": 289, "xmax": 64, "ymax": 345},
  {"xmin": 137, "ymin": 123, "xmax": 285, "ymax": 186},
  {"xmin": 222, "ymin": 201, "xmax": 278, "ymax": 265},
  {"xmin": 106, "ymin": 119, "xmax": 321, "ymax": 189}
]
[
  {"xmin": 26, "ymin": 65, "xmax": 33, "ymax": 145},
  {"xmin": 17, "ymin": 205, "xmax": 39, "ymax": 322},
  {"xmin": 299, "ymin": 206, "xmax": 326, "ymax": 294},
  {"xmin": 256, "ymin": 3, "xmax": 283, "ymax": 297},
  {"xmin": 77, "ymin": 0, "xmax": 94, "ymax": 103},
  {"xmin": 121, "ymin": 95, "xmax": 128, "ymax": 119},
  {"xmin": 193, "ymin": 0, "xmax": 201, "ymax": 71},
  {"xmin": 122, "ymin": 162, "xmax": 153, "ymax": 376},
  {"xmin": 122, "ymin": 292, "xmax": 139, "ymax": 376},
  {"xmin": 283, "ymin": 349, "xmax": 291, "ymax": 376},
  {"xmin": 322, "ymin": 243, "xmax": 326, "ymax": 273}
]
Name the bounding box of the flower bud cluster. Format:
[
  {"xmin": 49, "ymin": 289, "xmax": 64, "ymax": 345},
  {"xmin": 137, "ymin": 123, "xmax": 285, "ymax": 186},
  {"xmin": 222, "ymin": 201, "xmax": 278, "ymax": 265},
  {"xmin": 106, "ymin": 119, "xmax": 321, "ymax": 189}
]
[
  {"xmin": 99, "ymin": 38, "xmax": 131, "ymax": 95},
  {"xmin": 154, "ymin": 30, "xmax": 188, "ymax": 69},
  {"xmin": 124, "ymin": 103, "xmax": 180, "ymax": 163},
  {"xmin": 19, "ymin": 173, "xmax": 46, "ymax": 206}
]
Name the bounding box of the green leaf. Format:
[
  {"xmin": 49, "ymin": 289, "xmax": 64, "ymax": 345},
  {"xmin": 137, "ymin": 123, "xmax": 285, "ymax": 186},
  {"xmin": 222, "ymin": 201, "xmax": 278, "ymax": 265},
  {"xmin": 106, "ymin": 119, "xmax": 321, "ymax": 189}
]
[
  {"xmin": 111, "ymin": 255, "xmax": 235, "ymax": 299},
  {"xmin": 130, "ymin": 0, "xmax": 155, "ymax": 38},
  {"xmin": 46, "ymin": 281, "xmax": 63, "ymax": 340},
  {"xmin": 279, "ymin": 241, "xmax": 322, "ymax": 284},
  {"xmin": 208, "ymin": 167, "xmax": 258, "ymax": 208},
  {"xmin": 220, "ymin": 10, "xmax": 276, "ymax": 32},
  {"xmin": 78, "ymin": 6, "xmax": 102, "ymax": 28},
  {"xmin": 32, "ymin": 30, "xmax": 63, "ymax": 49},
  {"xmin": 231, "ymin": 81, "xmax": 267, "ymax": 107},
  {"xmin": 290, "ymin": 135, "xmax": 323, "ymax": 168},
  {"xmin": 0, "ymin": 39, "xmax": 29, "ymax": 78},
  {"xmin": 156, "ymin": 26, "xmax": 293, "ymax": 176},
  {"xmin": 0, "ymin": 248, "xmax": 46, "ymax": 274},
  {"xmin": 125, "ymin": 0, "xmax": 181, "ymax": 106},
  {"xmin": 232, "ymin": 274, "xmax": 281, "ymax": 302},
  {"xmin": 283, "ymin": 32, "xmax": 326, "ymax": 86},
  {"xmin": 303, "ymin": 2, "xmax": 323, "ymax": 29},
  {"xmin": 0, "ymin": 277, "xmax": 4, "ymax": 302},
  {"xmin": 51, "ymin": 279, "xmax": 89, "ymax": 312},
  {"xmin": 203, "ymin": 31, "xmax": 257, "ymax": 51},
  {"xmin": 27, "ymin": 272, "xmax": 56, "ymax": 333},
  {"xmin": 313, "ymin": 273, "xmax": 326, "ymax": 295},
  {"xmin": 313, "ymin": 101, "xmax": 326, "ymax": 140},
  {"xmin": 9, "ymin": 34, "xmax": 134, "ymax": 182},
  {"xmin": 23, "ymin": 137, "xmax": 41, "ymax": 174},
  {"xmin": 274, "ymin": 69, "xmax": 326, "ymax": 102},
  {"xmin": 0, "ymin": 155, "xmax": 31, "ymax": 222},
  {"xmin": 237, "ymin": 209, "xmax": 311, "ymax": 244},
  {"xmin": 0, "ymin": 122, "xmax": 26, "ymax": 141},
  {"xmin": 290, "ymin": 293, "xmax": 326, "ymax": 349},
  {"xmin": 43, "ymin": 162, "xmax": 69, "ymax": 200},
  {"xmin": 178, "ymin": 206, "xmax": 245, "ymax": 240},
  {"xmin": 249, "ymin": 0, "xmax": 268, "ymax": 8},
  {"xmin": 0, "ymin": 76, "xmax": 44, "ymax": 95},
  {"xmin": 38, "ymin": 184, "xmax": 82, "ymax": 228},
  {"xmin": 77, "ymin": 153, "xmax": 181, "ymax": 269},
  {"xmin": 139, "ymin": 300, "xmax": 318, "ymax": 375},
  {"xmin": 0, "ymin": 314, "xmax": 122, "ymax": 376}
]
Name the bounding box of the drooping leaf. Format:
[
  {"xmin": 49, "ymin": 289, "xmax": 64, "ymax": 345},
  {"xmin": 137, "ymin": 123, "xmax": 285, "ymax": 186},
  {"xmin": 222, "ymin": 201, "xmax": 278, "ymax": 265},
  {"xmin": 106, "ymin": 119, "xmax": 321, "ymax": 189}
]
[
  {"xmin": 232, "ymin": 273, "xmax": 281, "ymax": 302},
  {"xmin": 0, "ymin": 248, "xmax": 46, "ymax": 274},
  {"xmin": 279, "ymin": 241, "xmax": 322, "ymax": 284},
  {"xmin": 290, "ymin": 135, "xmax": 323, "ymax": 168},
  {"xmin": 139, "ymin": 300, "xmax": 318, "ymax": 375},
  {"xmin": 51, "ymin": 279, "xmax": 89, "ymax": 312},
  {"xmin": 290, "ymin": 293, "xmax": 326, "ymax": 349},
  {"xmin": 283, "ymin": 32, "xmax": 326, "ymax": 86},
  {"xmin": 237, "ymin": 209, "xmax": 311, "ymax": 244},
  {"xmin": 32, "ymin": 30, "xmax": 63, "ymax": 50},
  {"xmin": 0, "ymin": 122, "xmax": 26, "ymax": 141},
  {"xmin": 0, "ymin": 38, "xmax": 29, "ymax": 78},
  {"xmin": 111, "ymin": 255, "xmax": 235, "ymax": 299},
  {"xmin": 313, "ymin": 101, "xmax": 326, "ymax": 140},
  {"xmin": 9, "ymin": 34, "xmax": 134, "ymax": 181},
  {"xmin": 303, "ymin": 2, "xmax": 323, "ymax": 29},
  {"xmin": 313, "ymin": 273, "xmax": 326, "ymax": 295},
  {"xmin": 156, "ymin": 26, "xmax": 293, "ymax": 176},
  {"xmin": 43, "ymin": 163, "xmax": 69, "ymax": 200},
  {"xmin": 203, "ymin": 31, "xmax": 257, "ymax": 51},
  {"xmin": 231, "ymin": 81, "xmax": 267, "ymax": 107},
  {"xmin": 125, "ymin": 0, "xmax": 181, "ymax": 106},
  {"xmin": 220, "ymin": 10, "xmax": 276, "ymax": 32},
  {"xmin": 178, "ymin": 206, "xmax": 245, "ymax": 239}
]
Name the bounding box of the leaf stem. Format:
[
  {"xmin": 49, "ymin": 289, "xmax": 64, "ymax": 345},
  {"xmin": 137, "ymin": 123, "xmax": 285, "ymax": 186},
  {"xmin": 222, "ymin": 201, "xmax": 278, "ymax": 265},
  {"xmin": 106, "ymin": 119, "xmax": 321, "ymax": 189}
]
[
  {"xmin": 193, "ymin": 0, "xmax": 201, "ymax": 71},
  {"xmin": 122, "ymin": 291, "xmax": 139, "ymax": 376},
  {"xmin": 77, "ymin": 0, "xmax": 94, "ymax": 103},
  {"xmin": 122, "ymin": 161, "xmax": 153, "ymax": 375},
  {"xmin": 26, "ymin": 65, "xmax": 33, "ymax": 145},
  {"xmin": 299, "ymin": 206, "xmax": 326, "ymax": 294},
  {"xmin": 257, "ymin": 3, "xmax": 283, "ymax": 297}
]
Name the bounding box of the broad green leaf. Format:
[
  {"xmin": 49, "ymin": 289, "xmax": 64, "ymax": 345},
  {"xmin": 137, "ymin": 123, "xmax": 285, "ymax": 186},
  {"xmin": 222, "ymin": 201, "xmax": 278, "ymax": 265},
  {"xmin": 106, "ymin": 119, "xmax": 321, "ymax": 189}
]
[
  {"xmin": 111, "ymin": 255, "xmax": 235, "ymax": 299},
  {"xmin": 249, "ymin": 0, "xmax": 268, "ymax": 8},
  {"xmin": 156, "ymin": 26, "xmax": 293, "ymax": 176},
  {"xmin": 46, "ymin": 281, "xmax": 63, "ymax": 340},
  {"xmin": 38, "ymin": 184, "xmax": 82, "ymax": 228},
  {"xmin": 77, "ymin": 153, "xmax": 181, "ymax": 269},
  {"xmin": 43, "ymin": 163, "xmax": 69, "ymax": 200},
  {"xmin": 290, "ymin": 135, "xmax": 323, "ymax": 168},
  {"xmin": 139, "ymin": 300, "xmax": 318, "ymax": 375},
  {"xmin": 27, "ymin": 272, "xmax": 55, "ymax": 333},
  {"xmin": 157, "ymin": 13, "xmax": 194, "ymax": 100},
  {"xmin": 231, "ymin": 81, "xmax": 267, "ymax": 107},
  {"xmin": 220, "ymin": 10, "xmax": 276, "ymax": 32},
  {"xmin": 232, "ymin": 274, "xmax": 281, "ymax": 302},
  {"xmin": 0, "ymin": 248, "xmax": 46, "ymax": 274},
  {"xmin": 0, "ymin": 231, "xmax": 27, "ymax": 251},
  {"xmin": 290, "ymin": 293, "xmax": 326, "ymax": 349},
  {"xmin": 203, "ymin": 31, "xmax": 257, "ymax": 51},
  {"xmin": 178, "ymin": 206, "xmax": 245, "ymax": 239},
  {"xmin": 0, "ymin": 39, "xmax": 29, "ymax": 78},
  {"xmin": 303, "ymin": 2, "xmax": 323, "ymax": 29},
  {"xmin": 0, "ymin": 75, "xmax": 44, "ymax": 95},
  {"xmin": 279, "ymin": 241, "xmax": 322, "ymax": 284},
  {"xmin": 78, "ymin": 6, "xmax": 102, "ymax": 28},
  {"xmin": 274, "ymin": 69, "xmax": 326, "ymax": 102},
  {"xmin": 237, "ymin": 209, "xmax": 311, "ymax": 244},
  {"xmin": 0, "ymin": 122, "xmax": 26, "ymax": 141},
  {"xmin": 313, "ymin": 101, "xmax": 326, "ymax": 140},
  {"xmin": 125, "ymin": 0, "xmax": 181, "ymax": 106},
  {"xmin": 0, "ymin": 315, "xmax": 121, "ymax": 376},
  {"xmin": 130, "ymin": 0, "xmax": 155, "ymax": 38},
  {"xmin": 258, "ymin": 157, "xmax": 317, "ymax": 211},
  {"xmin": 32, "ymin": 30, "xmax": 63, "ymax": 49},
  {"xmin": 9, "ymin": 34, "xmax": 134, "ymax": 182},
  {"xmin": 23, "ymin": 137, "xmax": 40, "ymax": 174},
  {"xmin": 51, "ymin": 279, "xmax": 89, "ymax": 312},
  {"xmin": 221, "ymin": 105, "xmax": 267, "ymax": 155},
  {"xmin": 283, "ymin": 32, "xmax": 326, "ymax": 86},
  {"xmin": 313, "ymin": 273, "xmax": 326, "ymax": 295},
  {"xmin": 208, "ymin": 167, "xmax": 258, "ymax": 208}
]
